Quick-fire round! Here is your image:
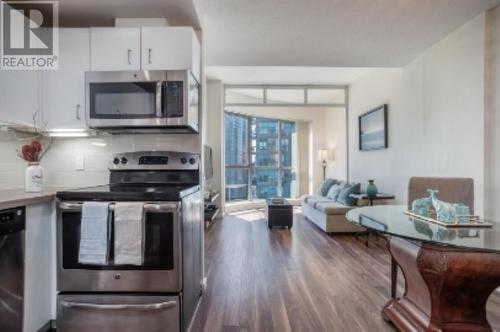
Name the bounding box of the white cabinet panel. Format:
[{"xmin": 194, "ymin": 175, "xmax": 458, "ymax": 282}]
[
  {"xmin": 42, "ymin": 28, "xmax": 89, "ymax": 130},
  {"xmin": 141, "ymin": 27, "xmax": 201, "ymax": 81},
  {"xmin": 0, "ymin": 71, "xmax": 41, "ymax": 128},
  {"xmin": 24, "ymin": 202, "xmax": 55, "ymax": 332},
  {"xmin": 90, "ymin": 27, "xmax": 141, "ymax": 71},
  {"xmin": 191, "ymin": 31, "xmax": 201, "ymax": 82}
]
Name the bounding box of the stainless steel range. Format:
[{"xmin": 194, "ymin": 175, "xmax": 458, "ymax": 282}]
[{"xmin": 56, "ymin": 151, "xmax": 203, "ymax": 332}]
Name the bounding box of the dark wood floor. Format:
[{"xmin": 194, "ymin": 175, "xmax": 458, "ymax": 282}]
[{"xmin": 191, "ymin": 209, "xmax": 500, "ymax": 332}]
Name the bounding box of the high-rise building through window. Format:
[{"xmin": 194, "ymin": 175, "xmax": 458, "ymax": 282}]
[{"xmin": 225, "ymin": 112, "xmax": 296, "ymax": 201}]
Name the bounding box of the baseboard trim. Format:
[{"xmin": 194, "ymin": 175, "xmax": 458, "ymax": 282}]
[
  {"xmin": 36, "ymin": 319, "xmax": 56, "ymax": 332},
  {"xmin": 186, "ymin": 291, "xmax": 204, "ymax": 332},
  {"xmin": 202, "ymin": 277, "xmax": 208, "ymax": 291}
]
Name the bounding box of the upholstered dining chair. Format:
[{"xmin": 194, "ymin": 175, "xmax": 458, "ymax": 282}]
[
  {"xmin": 390, "ymin": 177, "xmax": 475, "ymax": 298},
  {"xmin": 407, "ymin": 177, "xmax": 475, "ymax": 214}
]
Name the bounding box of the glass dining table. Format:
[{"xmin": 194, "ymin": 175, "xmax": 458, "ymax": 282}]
[{"xmin": 346, "ymin": 205, "xmax": 500, "ymax": 332}]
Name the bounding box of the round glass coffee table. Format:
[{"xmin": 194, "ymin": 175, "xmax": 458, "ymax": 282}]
[{"xmin": 346, "ymin": 205, "xmax": 500, "ymax": 332}]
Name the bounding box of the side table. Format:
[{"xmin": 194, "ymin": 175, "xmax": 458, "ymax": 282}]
[
  {"xmin": 349, "ymin": 193, "xmax": 395, "ymax": 246},
  {"xmin": 349, "ymin": 193, "xmax": 396, "ymax": 206}
]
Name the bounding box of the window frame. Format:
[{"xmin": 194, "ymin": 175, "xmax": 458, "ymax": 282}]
[{"xmin": 224, "ymin": 84, "xmax": 348, "ymax": 108}]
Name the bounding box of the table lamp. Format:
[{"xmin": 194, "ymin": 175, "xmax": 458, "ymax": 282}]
[{"xmin": 318, "ymin": 148, "xmax": 335, "ymax": 180}]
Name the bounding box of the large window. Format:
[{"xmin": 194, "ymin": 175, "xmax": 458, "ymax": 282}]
[{"xmin": 225, "ymin": 112, "xmax": 296, "ymax": 201}]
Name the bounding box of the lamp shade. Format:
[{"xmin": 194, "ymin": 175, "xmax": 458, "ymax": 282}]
[{"xmin": 317, "ymin": 149, "xmax": 335, "ymax": 161}]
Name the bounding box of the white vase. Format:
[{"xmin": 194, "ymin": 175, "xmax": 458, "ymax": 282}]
[{"xmin": 25, "ymin": 162, "xmax": 43, "ymax": 193}]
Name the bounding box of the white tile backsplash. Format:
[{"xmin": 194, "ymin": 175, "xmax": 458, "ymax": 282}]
[
  {"xmin": 0, "ymin": 131, "xmax": 30, "ymax": 189},
  {"xmin": 0, "ymin": 131, "xmax": 201, "ymax": 189}
]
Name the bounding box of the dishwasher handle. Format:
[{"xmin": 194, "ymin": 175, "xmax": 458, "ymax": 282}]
[{"xmin": 61, "ymin": 300, "xmax": 177, "ymax": 311}]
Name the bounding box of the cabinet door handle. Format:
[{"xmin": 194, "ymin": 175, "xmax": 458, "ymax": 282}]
[
  {"xmin": 148, "ymin": 48, "xmax": 152, "ymax": 64},
  {"xmin": 76, "ymin": 104, "xmax": 81, "ymax": 120},
  {"xmin": 127, "ymin": 49, "xmax": 132, "ymax": 65}
]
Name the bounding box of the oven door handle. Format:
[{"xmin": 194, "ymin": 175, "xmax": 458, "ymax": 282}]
[
  {"xmin": 58, "ymin": 202, "xmax": 178, "ymax": 212},
  {"xmin": 61, "ymin": 300, "xmax": 177, "ymax": 311}
]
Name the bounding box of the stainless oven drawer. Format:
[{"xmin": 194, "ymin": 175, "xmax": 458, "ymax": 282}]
[{"xmin": 57, "ymin": 294, "xmax": 180, "ymax": 332}]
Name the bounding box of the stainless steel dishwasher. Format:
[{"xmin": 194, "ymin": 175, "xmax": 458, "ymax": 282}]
[{"xmin": 0, "ymin": 206, "xmax": 25, "ymax": 332}]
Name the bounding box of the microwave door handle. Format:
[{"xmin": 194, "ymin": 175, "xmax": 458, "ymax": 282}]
[
  {"xmin": 61, "ymin": 300, "xmax": 177, "ymax": 311},
  {"xmin": 156, "ymin": 81, "xmax": 163, "ymax": 117}
]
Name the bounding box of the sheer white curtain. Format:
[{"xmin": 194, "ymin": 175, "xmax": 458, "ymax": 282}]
[{"xmin": 295, "ymin": 121, "xmax": 311, "ymax": 196}]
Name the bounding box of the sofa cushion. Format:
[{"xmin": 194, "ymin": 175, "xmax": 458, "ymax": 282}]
[
  {"xmin": 337, "ymin": 183, "xmax": 361, "ymax": 206},
  {"xmin": 326, "ymin": 183, "xmax": 346, "ymax": 201},
  {"xmin": 305, "ymin": 196, "xmax": 332, "ymax": 208},
  {"xmin": 315, "ymin": 201, "xmax": 353, "ymax": 215},
  {"xmin": 316, "ymin": 178, "xmax": 337, "ymax": 197}
]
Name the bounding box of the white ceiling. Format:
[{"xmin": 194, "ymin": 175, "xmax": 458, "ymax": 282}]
[
  {"xmin": 52, "ymin": 0, "xmax": 500, "ymax": 83},
  {"xmin": 204, "ymin": 0, "xmax": 500, "ymax": 67},
  {"xmin": 57, "ymin": 0, "xmax": 202, "ymax": 28},
  {"xmin": 206, "ymin": 66, "xmax": 370, "ymax": 85}
]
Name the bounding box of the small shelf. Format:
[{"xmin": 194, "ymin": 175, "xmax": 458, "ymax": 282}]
[
  {"xmin": 205, "ymin": 192, "xmax": 220, "ymax": 203},
  {"xmin": 210, "ymin": 208, "xmax": 220, "ymax": 221},
  {"xmin": 204, "ymin": 208, "xmax": 220, "ymax": 229},
  {"xmin": 205, "ymin": 207, "xmax": 220, "ymax": 221}
]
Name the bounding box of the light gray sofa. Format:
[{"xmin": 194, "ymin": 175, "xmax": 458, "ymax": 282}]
[{"xmin": 301, "ymin": 192, "xmax": 365, "ymax": 234}]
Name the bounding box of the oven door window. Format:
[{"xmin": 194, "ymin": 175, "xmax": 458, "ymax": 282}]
[
  {"xmin": 62, "ymin": 210, "xmax": 174, "ymax": 270},
  {"xmin": 89, "ymin": 82, "xmax": 158, "ymax": 119}
]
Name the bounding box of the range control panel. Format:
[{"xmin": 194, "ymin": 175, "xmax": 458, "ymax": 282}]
[{"xmin": 109, "ymin": 151, "xmax": 199, "ymax": 171}]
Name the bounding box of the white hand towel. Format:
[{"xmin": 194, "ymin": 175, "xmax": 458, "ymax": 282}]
[
  {"xmin": 79, "ymin": 202, "xmax": 110, "ymax": 265},
  {"xmin": 114, "ymin": 202, "xmax": 144, "ymax": 266}
]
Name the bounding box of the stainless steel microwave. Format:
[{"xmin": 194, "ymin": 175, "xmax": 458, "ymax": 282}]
[{"xmin": 85, "ymin": 70, "xmax": 199, "ymax": 133}]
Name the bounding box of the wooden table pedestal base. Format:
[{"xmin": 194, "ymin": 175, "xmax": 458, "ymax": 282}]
[{"xmin": 383, "ymin": 236, "xmax": 500, "ymax": 332}]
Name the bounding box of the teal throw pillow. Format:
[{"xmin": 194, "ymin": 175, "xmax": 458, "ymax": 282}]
[
  {"xmin": 317, "ymin": 178, "xmax": 337, "ymax": 197},
  {"xmin": 337, "ymin": 183, "xmax": 361, "ymax": 206},
  {"xmin": 326, "ymin": 183, "xmax": 346, "ymax": 201}
]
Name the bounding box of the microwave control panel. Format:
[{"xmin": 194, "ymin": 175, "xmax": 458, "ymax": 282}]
[{"xmin": 164, "ymin": 81, "xmax": 184, "ymax": 118}]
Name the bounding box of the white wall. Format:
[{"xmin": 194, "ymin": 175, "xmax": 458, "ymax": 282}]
[
  {"xmin": 485, "ymin": 6, "xmax": 500, "ymax": 220},
  {"xmin": 324, "ymin": 107, "xmax": 347, "ymax": 181},
  {"xmin": 205, "ymin": 80, "xmax": 224, "ymax": 195},
  {"xmin": 349, "ymin": 13, "xmax": 486, "ymax": 215}
]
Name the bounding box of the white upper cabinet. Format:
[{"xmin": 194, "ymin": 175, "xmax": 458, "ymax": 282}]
[
  {"xmin": 141, "ymin": 27, "xmax": 201, "ymax": 81},
  {"xmin": 0, "ymin": 71, "xmax": 41, "ymax": 128},
  {"xmin": 90, "ymin": 27, "xmax": 141, "ymax": 71},
  {"xmin": 42, "ymin": 28, "xmax": 90, "ymax": 131}
]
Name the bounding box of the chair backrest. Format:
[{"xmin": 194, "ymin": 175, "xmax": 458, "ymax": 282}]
[{"xmin": 408, "ymin": 177, "xmax": 474, "ymax": 214}]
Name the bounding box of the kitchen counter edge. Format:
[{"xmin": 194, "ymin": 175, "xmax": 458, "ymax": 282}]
[{"xmin": 0, "ymin": 188, "xmax": 66, "ymax": 210}]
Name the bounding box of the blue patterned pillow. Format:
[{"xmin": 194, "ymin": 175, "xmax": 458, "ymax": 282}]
[
  {"xmin": 337, "ymin": 183, "xmax": 361, "ymax": 206},
  {"xmin": 326, "ymin": 183, "xmax": 346, "ymax": 201},
  {"xmin": 317, "ymin": 178, "xmax": 337, "ymax": 197}
]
